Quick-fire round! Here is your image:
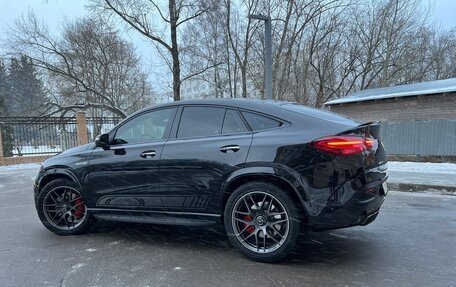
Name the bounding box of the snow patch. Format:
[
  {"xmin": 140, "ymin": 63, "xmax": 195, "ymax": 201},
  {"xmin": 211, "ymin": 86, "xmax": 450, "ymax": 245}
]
[
  {"xmin": 325, "ymin": 78, "xmax": 456, "ymax": 105},
  {"xmin": 0, "ymin": 163, "xmax": 41, "ymax": 171},
  {"xmin": 387, "ymin": 161, "xmax": 456, "ymax": 173},
  {"xmin": 72, "ymin": 263, "xmax": 86, "ymax": 269},
  {"xmin": 10, "ymin": 145, "xmax": 61, "ymax": 156},
  {"xmin": 61, "ymin": 263, "xmax": 86, "ymax": 286}
]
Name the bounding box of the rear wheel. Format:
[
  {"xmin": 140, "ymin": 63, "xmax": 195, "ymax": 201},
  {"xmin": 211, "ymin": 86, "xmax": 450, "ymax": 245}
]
[
  {"xmin": 36, "ymin": 179, "xmax": 93, "ymax": 235},
  {"xmin": 224, "ymin": 181, "xmax": 301, "ymax": 262}
]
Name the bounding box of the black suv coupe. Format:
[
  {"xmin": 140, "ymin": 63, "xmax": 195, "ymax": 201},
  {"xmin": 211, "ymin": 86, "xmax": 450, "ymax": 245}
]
[{"xmin": 34, "ymin": 99, "xmax": 388, "ymax": 262}]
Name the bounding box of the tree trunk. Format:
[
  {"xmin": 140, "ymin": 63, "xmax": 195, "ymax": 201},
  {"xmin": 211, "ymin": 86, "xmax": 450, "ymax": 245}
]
[
  {"xmin": 241, "ymin": 68, "xmax": 247, "ymax": 98},
  {"xmin": 169, "ymin": 0, "xmax": 181, "ymax": 101}
]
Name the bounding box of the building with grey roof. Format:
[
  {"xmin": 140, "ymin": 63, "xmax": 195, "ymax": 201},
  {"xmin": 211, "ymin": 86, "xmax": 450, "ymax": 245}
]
[
  {"xmin": 324, "ymin": 79, "xmax": 456, "ymax": 158},
  {"xmin": 324, "ymin": 78, "xmax": 456, "ymax": 122}
]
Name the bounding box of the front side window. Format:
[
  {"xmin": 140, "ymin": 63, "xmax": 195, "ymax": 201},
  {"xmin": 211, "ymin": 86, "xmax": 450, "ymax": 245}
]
[
  {"xmin": 241, "ymin": 111, "xmax": 282, "ymax": 131},
  {"xmin": 177, "ymin": 107, "xmax": 225, "ymax": 138},
  {"xmin": 113, "ymin": 108, "xmax": 175, "ymax": 144}
]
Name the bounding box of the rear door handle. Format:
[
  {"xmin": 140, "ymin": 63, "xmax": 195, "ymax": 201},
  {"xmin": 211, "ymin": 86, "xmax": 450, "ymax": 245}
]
[
  {"xmin": 220, "ymin": 145, "xmax": 240, "ymax": 153},
  {"xmin": 140, "ymin": 150, "xmax": 156, "ymax": 158}
]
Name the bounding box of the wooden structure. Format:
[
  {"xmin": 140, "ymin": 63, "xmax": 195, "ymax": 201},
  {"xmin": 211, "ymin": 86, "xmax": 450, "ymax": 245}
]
[
  {"xmin": 324, "ymin": 78, "xmax": 456, "ymax": 122},
  {"xmin": 324, "ymin": 78, "xmax": 456, "ymax": 157}
]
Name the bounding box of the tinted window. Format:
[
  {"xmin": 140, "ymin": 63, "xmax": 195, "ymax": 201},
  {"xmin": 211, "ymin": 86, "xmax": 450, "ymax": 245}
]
[
  {"xmin": 241, "ymin": 111, "xmax": 282, "ymax": 131},
  {"xmin": 113, "ymin": 108, "xmax": 175, "ymax": 144},
  {"xmin": 222, "ymin": 109, "xmax": 248, "ymax": 134},
  {"xmin": 177, "ymin": 107, "xmax": 225, "ymax": 138}
]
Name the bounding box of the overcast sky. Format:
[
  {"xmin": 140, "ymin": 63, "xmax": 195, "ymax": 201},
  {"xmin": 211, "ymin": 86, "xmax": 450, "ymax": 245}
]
[
  {"xmin": 0, "ymin": 0, "xmax": 454, "ymax": 94},
  {"xmin": 0, "ymin": 0, "xmax": 454, "ymax": 31}
]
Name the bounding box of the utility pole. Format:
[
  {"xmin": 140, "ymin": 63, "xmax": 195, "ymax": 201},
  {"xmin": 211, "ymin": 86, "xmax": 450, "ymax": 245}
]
[{"xmin": 248, "ymin": 14, "xmax": 273, "ymax": 100}]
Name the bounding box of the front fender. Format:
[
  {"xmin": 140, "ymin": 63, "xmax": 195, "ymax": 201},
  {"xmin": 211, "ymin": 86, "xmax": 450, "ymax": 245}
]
[{"xmin": 34, "ymin": 166, "xmax": 82, "ymax": 196}]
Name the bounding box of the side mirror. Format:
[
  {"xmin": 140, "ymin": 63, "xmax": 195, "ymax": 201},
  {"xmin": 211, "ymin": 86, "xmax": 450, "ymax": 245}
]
[{"xmin": 95, "ymin": 133, "xmax": 110, "ymax": 149}]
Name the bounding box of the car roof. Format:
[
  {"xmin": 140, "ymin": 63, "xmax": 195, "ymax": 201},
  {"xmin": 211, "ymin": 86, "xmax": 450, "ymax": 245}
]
[
  {"xmin": 144, "ymin": 98, "xmax": 285, "ymax": 110},
  {"xmin": 131, "ymin": 99, "xmax": 290, "ymax": 118}
]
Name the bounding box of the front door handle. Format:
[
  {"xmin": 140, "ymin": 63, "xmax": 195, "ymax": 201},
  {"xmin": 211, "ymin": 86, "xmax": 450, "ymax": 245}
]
[
  {"xmin": 140, "ymin": 150, "xmax": 156, "ymax": 158},
  {"xmin": 220, "ymin": 145, "xmax": 240, "ymax": 153}
]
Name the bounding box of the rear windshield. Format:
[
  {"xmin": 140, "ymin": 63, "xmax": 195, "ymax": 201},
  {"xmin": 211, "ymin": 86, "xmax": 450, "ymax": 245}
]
[{"xmin": 279, "ymin": 103, "xmax": 360, "ymax": 125}]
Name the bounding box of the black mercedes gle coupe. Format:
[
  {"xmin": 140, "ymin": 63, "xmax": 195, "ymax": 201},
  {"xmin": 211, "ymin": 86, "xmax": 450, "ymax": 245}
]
[{"xmin": 34, "ymin": 99, "xmax": 388, "ymax": 262}]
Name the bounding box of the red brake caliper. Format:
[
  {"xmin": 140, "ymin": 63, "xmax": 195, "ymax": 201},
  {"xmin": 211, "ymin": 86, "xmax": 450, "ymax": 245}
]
[
  {"xmin": 244, "ymin": 215, "xmax": 255, "ymax": 234},
  {"xmin": 74, "ymin": 197, "xmax": 85, "ymax": 219}
]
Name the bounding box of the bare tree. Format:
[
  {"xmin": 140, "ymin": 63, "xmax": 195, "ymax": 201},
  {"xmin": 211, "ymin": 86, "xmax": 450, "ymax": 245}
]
[
  {"xmin": 224, "ymin": 0, "xmax": 262, "ymax": 98},
  {"xmin": 91, "ymin": 0, "xmax": 213, "ymax": 101},
  {"xmin": 144, "ymin": 0, "xmax": 456, "ymax": 105},
  {"xmin": 8, "ymin": 13, "xmax": 152, "ymax": 118}
]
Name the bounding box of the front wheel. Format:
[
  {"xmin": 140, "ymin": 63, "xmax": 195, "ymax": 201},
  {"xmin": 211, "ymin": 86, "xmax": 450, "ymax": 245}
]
[
  {"xmin": 224, "ymin": 182, "xmax": 301, "ymax": 262},
  {"xmin": 36, "ymin": 179, "xmax": 93, "ymax": 235}
]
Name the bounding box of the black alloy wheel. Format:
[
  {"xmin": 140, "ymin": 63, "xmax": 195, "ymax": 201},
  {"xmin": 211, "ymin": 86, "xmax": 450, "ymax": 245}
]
[
  {"xmin": 224, "ymin": 181, "xmax": 300, "ymax": 262},
  {"xmin": 37, "ymin": 179, "xmax": 93, "ymax": 235}
]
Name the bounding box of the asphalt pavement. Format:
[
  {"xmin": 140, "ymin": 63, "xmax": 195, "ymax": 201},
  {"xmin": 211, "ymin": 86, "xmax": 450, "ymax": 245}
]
[{"xmin": 0, "ymin": 168, "xmax": 455, "ymax": 287}]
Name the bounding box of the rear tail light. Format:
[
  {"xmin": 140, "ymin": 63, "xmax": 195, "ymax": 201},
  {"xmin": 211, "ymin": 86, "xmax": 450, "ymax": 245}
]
[{"xmin": 313, "ymin": 136, "xmax": 377, "ymax": 156}]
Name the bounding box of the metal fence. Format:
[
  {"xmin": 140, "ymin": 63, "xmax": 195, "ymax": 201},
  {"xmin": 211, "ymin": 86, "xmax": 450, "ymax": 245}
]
[
  {"xmin": 0, "ymin": 116, "xmax": 122, "ymax": 157},
  {"xmin": 0, "ymin": 117, "xmax": 78, "ymax": 157},
  {"xmin": 86, "ymin": 117, "xmax": 121, "ymax": 141},
  {"xmin": 2, "ymin": 116, "xmax": 453, "ymax": 158},
  {"xmin": 380, "ymin": 119, "xmax": 456, "ymax": 156}
]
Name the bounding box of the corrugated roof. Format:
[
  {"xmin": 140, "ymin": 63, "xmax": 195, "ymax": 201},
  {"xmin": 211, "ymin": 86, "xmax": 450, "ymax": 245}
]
[{"xmin": 324, "ymin": 78, "xmax": 456, "ymax": 105}]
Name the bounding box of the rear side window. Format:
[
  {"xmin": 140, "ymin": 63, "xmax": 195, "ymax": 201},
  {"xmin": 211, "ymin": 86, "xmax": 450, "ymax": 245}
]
[
  {"xmin": 177, "ymin": 107, "xmax": 225, "ymax": 138},
  {"xmin": 222, "ymin": 109, "xmax": 248, "ymax": 134},
  {"xmin": 241, "ymin": 111, "xmax": 282, "ymax": 131}
]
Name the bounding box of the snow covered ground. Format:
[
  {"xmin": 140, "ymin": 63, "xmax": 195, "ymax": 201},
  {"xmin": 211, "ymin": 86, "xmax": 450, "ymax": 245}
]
[
  {"xmin": 388, "ymin": 161, "xmax": 456, "ymax": 173},
  {"xmin": 0, "ymin": 163, "xmax": 41, "ymax": 171},
  {"xmin": 11, "ymin": 145, "xmax": 62, "ymax": 156},
  {"xmin": 387, "ymin": 161, "xmax": 456, "ymax": 188}
]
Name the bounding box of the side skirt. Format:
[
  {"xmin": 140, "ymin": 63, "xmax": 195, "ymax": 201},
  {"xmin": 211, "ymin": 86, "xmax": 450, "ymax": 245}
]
[{"xmin": 88, "ymin": 208, "xmax": 220, "ymax": 227}]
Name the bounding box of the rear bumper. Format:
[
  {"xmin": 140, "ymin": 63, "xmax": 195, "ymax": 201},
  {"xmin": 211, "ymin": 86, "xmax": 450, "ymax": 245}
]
[{"xmin": 307, "ymin": 169, "xmax": 388, "ymax": 231}]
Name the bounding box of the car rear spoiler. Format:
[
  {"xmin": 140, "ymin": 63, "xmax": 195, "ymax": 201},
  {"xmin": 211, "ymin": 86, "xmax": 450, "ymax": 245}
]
[
  {"xmin": 341, "ymin": 121, "xmax": 382, "ymax": 139},
  {"xmin": 357, "ymin": 121, "xmax": 381, "ymax": 128}
]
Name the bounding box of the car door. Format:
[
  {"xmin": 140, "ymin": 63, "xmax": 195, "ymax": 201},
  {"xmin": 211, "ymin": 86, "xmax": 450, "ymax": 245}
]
[
  {"xmin": 86, "ymin": 107, "xmax": 177, "ymax": 209},
  {"xmin": 159, "ymin": 106, "xmax": 253, "ymax": 213}
]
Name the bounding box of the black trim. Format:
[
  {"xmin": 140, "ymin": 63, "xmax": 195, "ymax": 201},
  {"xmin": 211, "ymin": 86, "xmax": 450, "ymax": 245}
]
[
  {"xmin": 88, "ymin": 208, "xmax": 220, "ymax": 217},
  {"xmin": 93, "ymin": 213, "xmax": 217, "ymax": 226},
  {"xmin": 168, "ymin": 105, "xmax": 183, "ymax": 139},
  {"xmin": 238, "ymin": 109, "xmax": 290, "ymax": 132},
  {"xmin": 234, "ymin": 108, "xmax": 252, "ymax": 131}
]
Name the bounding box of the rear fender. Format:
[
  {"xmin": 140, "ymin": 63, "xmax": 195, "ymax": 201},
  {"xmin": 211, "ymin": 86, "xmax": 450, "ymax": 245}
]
[{"xmin": 220, "ymin": 164, "xmax": 310, "ymax": 215}]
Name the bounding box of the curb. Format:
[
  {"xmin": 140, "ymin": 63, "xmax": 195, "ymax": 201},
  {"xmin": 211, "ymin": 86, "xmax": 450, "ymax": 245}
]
[{"xmin": 387, "ymin": 182, "xmax": 456, "ymax": 193}]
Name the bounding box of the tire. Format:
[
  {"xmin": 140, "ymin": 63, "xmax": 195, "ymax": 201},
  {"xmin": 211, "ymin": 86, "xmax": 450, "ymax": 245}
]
[
  {"xmin": 224, "ymin": 181, "xmax": 301, "ymax": 262},
  {"xmin": 36, "ymin": 179, "xmax": 93, "ymax": 235}
]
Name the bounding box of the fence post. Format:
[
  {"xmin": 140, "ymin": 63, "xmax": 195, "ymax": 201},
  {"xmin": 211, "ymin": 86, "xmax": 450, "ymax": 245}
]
[
  {"xmin": 0, "ymin": 126, "xmax": 4, "ymax": 165},
  {"xmin": 76, "ymin": 112, "xmax": 89, "ymax": 145}
]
